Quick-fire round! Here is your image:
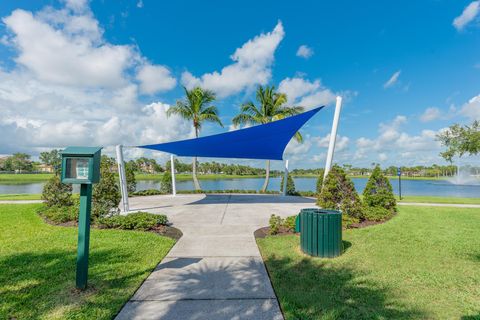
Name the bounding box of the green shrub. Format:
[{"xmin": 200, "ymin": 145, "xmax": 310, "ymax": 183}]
[
  {"xmin": 362, "ymin": 205, "xmax": 393, "ymax": 222},
  {"xmin": 316, "ymin": 169, "xmax": 325, "ymax": 195},
  {"xmin": 343, "ymin": 214, "xmax": 359, "ymax": 228},
  {"xmin": 161, "ymin": 171, "xmax": 173, "ymax": 194},
  {"xmin": 92, "ymin": 156, "xmax": 121, "ymax": 219},
  {"xmin": 298, "ymin": 191, "xmax": 316, "ymax": 197},
  {"xmin": 280, "ymin": 175, "xmax": 298, "ymax": 195},
  {"xmin": 317, "ymin": 165, "xmax": 363, "ymax": 219},
  {"xmin": 125, "ymin": 162, "xmax": 137, "ymax": 194},
  {"xmin": 284, "ymin": 215, "xmax": 297, "ymax": 232},
  {"xmin": 38, "ymin": 200, "xmax": 79, "ymax": 223},
  {"xmin": 132, "ymin": 189, "xmax": 165, "ymax": 196},
  {"xmin": 269, "ymin": 214, "xmax": 283, "ymax": 235},
  {"xmin": 363, "ymin": 165, "xmax": 397, "ymax": 212},
  {"xmin": 97, "ymin": 212, "xmax": 168, "ymax": 231},
  {"xmin": 41, "ymin": 175, "xmax": 73, "ymax": 207}
]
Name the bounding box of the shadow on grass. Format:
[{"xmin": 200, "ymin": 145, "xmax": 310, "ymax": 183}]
[
  {"xmin": 0, "ymin": 249, "xmax": 153, "ymax": 319},
  {"xmin": 342, "ymin": 240, "xmax": 352, "ymax": 253},
  {"xmin": 263, "ymin": 255, "xmax": 427, "ymax": 320}
]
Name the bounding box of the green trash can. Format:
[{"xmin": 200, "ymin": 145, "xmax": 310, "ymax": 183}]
[{"xmin": 299, "ymin": 208, "xmax": 342, "ymax": 258}]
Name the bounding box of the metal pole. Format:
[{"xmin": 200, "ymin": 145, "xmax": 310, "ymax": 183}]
[
  {"xmin": 399, "ymin": 173, "xmax": 402, "ymax": 200},
  {"xmin": 282, "ymin": 159, "xmax": 289, "ymax": 196},
  {"xmin": 324, "ymin": 96, "xmax": 343, "ymax": 181},
  {"xmin": 170, "ymin": 154, "xmax": 176, "ymax": 196},
  {"xmin": 76, "ymin": 183, "xmax": 92, "ymax": 289},
  {"xmin": 115, "ymin": 145, "xmax": 129, "ymax": 213}
]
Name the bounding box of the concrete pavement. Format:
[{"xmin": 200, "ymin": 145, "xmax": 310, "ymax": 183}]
[{"xmin": 115, "ymin": 194, "xmax": 315, "ymax": 320}]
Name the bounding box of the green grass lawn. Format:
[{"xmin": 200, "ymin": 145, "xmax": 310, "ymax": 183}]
[
  {"xmin": 397, "ymin": 195, "xmax": 480, "ymax": 205},
  {"xmin": 0, "ymin": 193, "xmax": 42, "ymax": 200},
  {"xmin": 0, "ymin": 173, "xmax": 53, "ymax": 183},
  {"xmin": 257, "ymin": 206, "xmax": 480, "ymax": 319},
  {"xmin": 0, "ymin": 204, "xmax": 175, "ymax": 319}
]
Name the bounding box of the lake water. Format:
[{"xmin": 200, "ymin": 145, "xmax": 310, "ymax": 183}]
[{"xmin": 0, "ymin": 177, "xmax": 479, "ymax": 198}]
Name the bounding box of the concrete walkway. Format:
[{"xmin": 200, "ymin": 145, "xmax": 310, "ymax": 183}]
[
  {"xmin": 115, "ymin": 194, "xmax": 316, "ymax": 320},
  {"xmin": 0, "ymin": 200, "xmax": 43, "ymax": 204}
]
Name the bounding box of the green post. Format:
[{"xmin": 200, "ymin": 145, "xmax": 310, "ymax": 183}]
[{"xmin": 76, "ymin": 183, "xmax": 92, "ymax": 289}]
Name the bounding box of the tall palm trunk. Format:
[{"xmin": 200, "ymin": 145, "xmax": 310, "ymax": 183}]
[
  {"xmin": 192, "ymin": 127, "xmax": 201, "ymax": 190},
  {"xmin": 261, "ymin": 160, "xmax": 270, "ymax": 192}
]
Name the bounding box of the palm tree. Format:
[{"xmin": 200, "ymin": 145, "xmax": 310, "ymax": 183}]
[
  {"xmin": 232, "ymin": 85, "xmax": 304, "ymax": 192},
  {"xmin": 167, "ymin": 86, "xmax": 223, "ymax": 190}
]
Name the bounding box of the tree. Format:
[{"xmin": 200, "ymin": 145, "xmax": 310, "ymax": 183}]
[
  {"xmin": 92, "ymin": 156, "xmax": 121, "ymax": 218},
  {"xmin": 317, "ymin": 165, "xmax": 363, "ymax": 219},
  {"xmin": 125, "ymin": 162, "xmax": 136, "ymax": 194},
  {"xmin": 437, "ymin": 120, "xmax": 480, "ymax": 162},
  {"xmin": 280, "ymin": 174, "xmax": 297, "ymax": 195},
  {"xmin": 5, "ymin": 153, "xmax": 33, "ymax": 172},
  {"xmin": 167, "ymin": 86, "xmax": 223, "ymax": 190},
  {"xmin": 316, "ymin": 169, "xmax": 325, "ymax": 195},
  {"xmin": 39, "ymin": 149, "xmax": 61, "ymax": 174},
  {"xmin": 363, "ymin": 165, "xmax": 396, "ymax": 212},
  {"xmin": 232, "ymin": 85, "xmax": 304, "ymax": 192},
  {"xmin": 161, "ymin": 171, "xmax": 173, "ymax": 194}
]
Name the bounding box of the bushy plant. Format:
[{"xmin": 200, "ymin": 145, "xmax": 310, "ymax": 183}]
[
  {"xmin": 284, "ymin": 215, "xmax": 297, "ymax": 232},
  {"xmin": 132, "ymin": 189, "xmax": 165, "ymax": 196},
  {"xmin": 125, "ymin": 162, "xmax": 137, "ymax": 194},
  {"xmin": 317, "ymin": 165, "xmax": 363, "ymax": 219},
  {"xmin": 41, "ymin": 175, "xmax": 73, "ymax": 207},
  {"xmin": 363, "ymin": 165, "xmax": 397, "ymax": 212},
  {"xmin": 316, "ymin": 169, "xmax": 325, "ymax": 195},
  {"xmin": 97, "ymin": 212, "xmax": 168, "ymax": 231},
  {"xmin": 343, "ymin": 214, "xmax": 360, "ymax": 228},
  {"xmin": 362, "ymin": 205, "xmax": 392, "ymax": 222},
  {"xmin": 38, "ymin": 199, "xmax": 79, "ymax": 223},
  {"xmin": 161, "ymin": 171, "xmax": 173, "ymax": 194},
  {"xmin": 92, "ymin": 156, "xmax": 121, "ymax": 219},
  {"xmin": 269, "ymin": 214, "xmax": 283, "ymax": 235},
  {"xmin": 280, "ymin": 175, "xmax": 297, "ymax": 195}
]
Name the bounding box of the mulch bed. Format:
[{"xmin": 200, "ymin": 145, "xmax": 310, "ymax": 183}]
[
  {"xmin": 255, "ymin": 216, "xmax": 395, "ymax": 238},
  {"xmin": 41, "ymin": 216, "xmax": 183, "ymax": 240},
  {"xmin": 254, "ymin": 226, "xmax": 297, "ymax": 239}
]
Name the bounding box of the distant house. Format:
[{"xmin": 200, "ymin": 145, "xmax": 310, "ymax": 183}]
[
  {"xmin": 37, "ymin": 163, "xmax": 54, "ymax": 173},
  {"xmin": 139, "ymin": 162, "xmax": 155, "ymax": 174}
]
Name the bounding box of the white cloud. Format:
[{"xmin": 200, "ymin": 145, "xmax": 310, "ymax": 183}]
[
  {"xmin": 453, "ymin": 1, "xmax": 480, "ymax": 31},
  {"xmin": 136, "ymin": 64, "xmax": 176, "ymax": 95},
  {"xmin": 137, "ymin": 0, "xmax": 144, "ymax": 8},
  {"xmin": 353, "ymin": 115, "xmax": 443, "ymax": 165},
  {"xmin": 181, "ymin": 22, "xmax": 284, "ymax": 97},
  {"xmin": 0, "ymin": 2, "xmax": 187, "ymax": 157},
  {"xmin": 383, "ymin": 70, "xmax": 401, "ymax": 89},
  {"xmin": 315, "ymin": 134, "xmax": 350, "ymax": 152},
  {"xmin": 296, "ymin": 45, "xmax": 313, "ymax": 59},
  {"xmin": 3, "ymin": 8, "xmax": 134, "ymax": 88},
  {"xmin": 460, "ymin": 94, "xmax": 480, "ymax": 120},
  {"xmin": 420, "ymin": 107, "xmax": 441, "ymax": 122},
  {"xmin": 278, "ymin": 77, "xmax": 336, "ymax": 109}
]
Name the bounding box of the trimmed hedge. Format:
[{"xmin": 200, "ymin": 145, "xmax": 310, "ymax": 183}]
[
  {"xmin": 362, "ymin": 205, "xmax": 393, "ymax": 222},
  {"xmin": 97, "ymin": 212, "xmax": 168, "ymax": 231}
]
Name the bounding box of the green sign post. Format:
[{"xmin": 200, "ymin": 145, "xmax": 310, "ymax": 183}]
[{"xmin": 60, "ymin": 147, "xmax": 102, "ymax": 290}]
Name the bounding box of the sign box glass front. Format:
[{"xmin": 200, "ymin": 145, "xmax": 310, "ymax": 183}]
[{"xmin": 65, "ymin": 158, "xmax": 90, "ymax": 180}]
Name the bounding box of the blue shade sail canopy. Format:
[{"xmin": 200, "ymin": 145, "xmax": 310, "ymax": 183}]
[{"xmin": 139, "ymin": 106, "xmax": 324, "ymax": 160}]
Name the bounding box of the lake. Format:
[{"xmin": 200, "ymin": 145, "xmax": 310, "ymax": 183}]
[{"xmin": 0, "ymin": 177, "xmax": 479, "ymax": 198}]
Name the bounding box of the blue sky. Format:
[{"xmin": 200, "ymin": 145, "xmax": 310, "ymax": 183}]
[{"xmin": 0, "ymin": 0, "xmax": 479, "ymax": 169}]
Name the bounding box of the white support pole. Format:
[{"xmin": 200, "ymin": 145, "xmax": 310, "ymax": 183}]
[
  {"xmin": 282, "ymin": 159, "xmax": 289, "ymax": 196},
  {"xmin": 324, "ymin": 96, "xmax": 343, "ymax": 181},
  {"xmin": 116, "ymin": 145, "xmax": 129, "ymax": 213},
  {"xmin": 170, "ymin": 154, "xmax": 176, "ymax": 196}
]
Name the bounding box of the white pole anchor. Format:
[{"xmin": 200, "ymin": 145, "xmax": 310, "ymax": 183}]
[
  {"xmin": 282, "ymin": 159, "xmax": 289, "ymax": 196},
  {"xmin": 115, "ymin": 144, "xmax": 129, "ymax": 213},
  {"xmin": 170, "ymin": 154, "xmax": 176, "ymax": 196},
  {"xmin": 324, "ymin": 96, "xmax": 343, "ymax": 181}
]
